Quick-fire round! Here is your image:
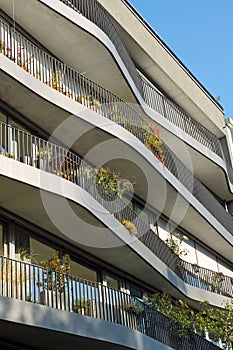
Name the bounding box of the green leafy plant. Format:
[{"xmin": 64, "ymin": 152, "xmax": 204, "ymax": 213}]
[
  {"xmin": 210, "ymin": 271, "xmax": 224, "ymax": 293},
  {"xmin": 0, "ymin": 39, "xmax": 6, "ymax": 55},
  {"xmin": 95, "ymin": 167, "xmax": 134, "ymax": 198},
  {"xmin": 5, "ymin": 153, "xmax": 15, "ymax": 158},
  {"xmin": 50, "ymin": 72, "xmax": 63, "ymax": 90},
  {"xmin": 108, "ymin": 104, "xmax": 126, "ymax": 124},
  {"xmin": 73, "ymin": 299, "xmax": 91, "ymax": 315},
  {"xmin": 36, "ymin": 147, "xmax": 52, "ymax": 161},
  {"xmin": 145, "ymin": 292, "xmax": 201, "ymax": 337},
  {"xmin": 165, "ymin": 236, "xmax": 188, "ymax": 258},
  {"xmin": 145, "ymin": 291, "xmax": 233, "ymax": 347},
  {"xmin": 142, "ymin": 122, "xmax": 164, "ymax": 162},
  {"xmin": 0, "ymin": 39, "xmax": 11, "ymax": 57},
  {"xmin": 197, "ymin": 300, "xmax": 233, "ymax": 349},
  {"xmin": 126, "ymin": 299, "xmax": 144, "ymax": 315}
]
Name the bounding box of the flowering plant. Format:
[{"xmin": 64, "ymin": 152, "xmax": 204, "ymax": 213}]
[
  {"xmin": 95, "ymin": 167, "xmax": 134, "ymax": 198},
  {"xmin": 126, "ymin": 299, "xmax": 144, "ymax": 315},
  {"xmin": 0, "ymin": 39, "xmax": 11, "ymax": 57},
  {"xmin": 192, "ymin": 263, "xmax": 200, "ymax": 273},
  {"xmin": 165, "ymin": 236, "xmax": 188, "ymax": 258},
  {"xmin": 214, "ymin": 271, "xmax": 223, "ymax": 278},
  {"xmin": 143, "ymin": 122, "xmax": 163, "ymax": 162}
]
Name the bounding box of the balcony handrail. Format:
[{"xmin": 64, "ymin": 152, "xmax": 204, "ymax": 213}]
[
  {"xmin": 181, "ymin": 260, "xmax": 233, "ymax": 298},
  {"xmin": 0, "ymin": 121, "xmax": 232, "ymax": 298},
  {"xmin": 0, "ymin": 255, "xmax": 221, "ymax": 350},
  {"xmin": 1, "ymin": 17, "xmax": 233, "ymax": 236},
  {"xmin": 60, "ymin": 0, "xmax": 143, "ymax": 95},
  {"xmin": 141, "ymin": 76, "xmax": 223, "ymax": 157},
  {"xmin": 59, "ymin": 0, "xmax": 223, "ymax": 159}
]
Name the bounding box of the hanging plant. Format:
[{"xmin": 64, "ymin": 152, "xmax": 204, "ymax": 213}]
[
  {"xmin": 141, "ymin": 121, "xmax": 164, "ymax": 163},
  {"xmin": 95, "ymin": 167, "xmax": 134, "ymax": 198}
]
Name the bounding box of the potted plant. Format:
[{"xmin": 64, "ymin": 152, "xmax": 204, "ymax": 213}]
[
  {"xmin": 51, "ymin": 72, "xmax": 63, "ymax": 91},
  {"xmin": 36, "ymin": 147, "xmax": 52, "ymax": 170},
  {"xmin": 38, "ymin": 251, "xmax": 71, "ymax": 310},
  {"xmin": 126, "ymin": 299, "xmax": 144, "ymax": 316},
  {"xmin": 144, "ymin": 130, "xmax": 163, "ymax": 159},
  {"xmin": 0, "ymin": 39, "xmax": 11, "ymax": 58},
  {"xmin": 44, "ymin": 72, "xmax": 63, "ymax": 92},
  {"xmin": 107, "ymin": 104, "xmax": 127, "ymax": 126},
  {"xmin": 73, "ymin": 299, "xmax": 92, "ymax": 316},
  {"xmin": 5, "ymin": 153, "xmax": 15, "ymax": 159},
  {"xmin": 211, "ymin": 271, "xmax": 224, "ymax": 292},
  {"xmin": 0, "ymin": 39, "xmax": 5, "ymax": 54},
  {"xmin": 164, "ymin": 236, "xmax": 188, "ymax": 258},
  {"xmin": 95, "ymin": 167, "xmax": 134, "ymax": 199},
  {"xmin": 76, "ymin": 94, "xmax": 92, "ymax": 108},
  {"xmin": 192, "ymin": 263, "xmax": 200, "ymax": 273}
]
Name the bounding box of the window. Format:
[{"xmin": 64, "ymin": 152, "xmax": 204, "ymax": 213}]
[
  {"xmin": 70, "ymin": 260, "xmax": 98, "ymax": 282},
  {"xmin": 14, "ymin": 229, "xmax": 55, "ymax": 264},
  {"xmin": 106, "ymin": 274, "xmax": 120, "ymax": 290},
  {"xmin": 129, "ymin": 284, "xmax": 143, "ymax": 299},
  {"xmin": 0, "ymin": 111, "xmax": 6, "ymax": 124},
  {"xmin": 30, "ymin": 237, "xmax": 55, "ymax": 265},
  {"xmin": 0, "ymin": 224, "xmax": 3, "ymax": 255},
  {"xmin": 15, "ymin": 230, "xmax": 30, "ymax": 261}
]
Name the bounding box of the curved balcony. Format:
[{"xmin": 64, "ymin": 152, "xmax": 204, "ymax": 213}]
[
  {"xmin": 0, "ymin": 255, "xmax": 222, "ymax": 350},
  {"xmin": 1, "ymin": 18, "xmax": 233, "ymax": 240},
  {"xmin": 0, "ymin": 0, "xmax": 224, "ymax": 164},
  {"xmin": 140, "ymin": 76, "xmax": 223, "ymax": 158},
  {"xmin": 55, "ymin": 0, "xmax": 233, "ymax": 194},
  {"xmin": 58, "ymin": 0, "xmax": 224, "ymax": 157},
  {"xmin": 0, "ymin": 122, "xmax": 232, "ymax": 299}
]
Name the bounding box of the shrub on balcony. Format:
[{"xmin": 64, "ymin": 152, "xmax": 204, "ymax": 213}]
[
  {"xmin": 145, "ymin": 291, "xmax": 233, "ymax": 348},
  {"xmin": 39, "ymin": 251, "xmax": 71, "ymax": 293},
  {"xmin": 126, "ymin": 299, "xmax": 144, "ymax": 315},
  {"xmin": 76, "ymin": 94, "xmax": 101, "ymax": 109},
  {"xmin": 94, "ymin": 167, "xmax": 134, "ymax": 199},
  {"xmin": 50, "ymin": 72, "xmax": 63, "ymax": 91},
  {"xmin": 164, "ymin": 236, "xmax": 188, "ymax": 258},
  {"xmin": 0, "ymin": 39, "xmax": 11, "ymax": 57}
]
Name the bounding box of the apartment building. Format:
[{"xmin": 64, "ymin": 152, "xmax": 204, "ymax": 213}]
[{"xmin": 0, "ymin": 0, "xmax": 232, "ymax": 349}]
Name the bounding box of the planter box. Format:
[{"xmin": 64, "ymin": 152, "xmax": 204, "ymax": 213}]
[{"xmin": 40, "ymin": 290, "xmax": 70, "ymax": 311}]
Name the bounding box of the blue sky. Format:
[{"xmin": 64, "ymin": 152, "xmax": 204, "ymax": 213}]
[{"xmin": 129, "ymin": 0, "xmax": 233, "ymax": 119}]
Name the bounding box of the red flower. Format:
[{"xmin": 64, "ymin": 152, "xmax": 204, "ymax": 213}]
[{"xmin": 151, "ymin": 122, "xmax": 160, "ymax": 134}]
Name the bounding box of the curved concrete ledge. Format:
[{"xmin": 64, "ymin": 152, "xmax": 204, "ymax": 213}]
[
  {"xmin": 0, "ymin": 156, "xmax": 232, "ymax": 306},
  {"xmin": 143, "ymin": 105, "xmax": 233, "ymax": 198},
  {"xmin": 1, "ymin": 56, "xmax": 233, "ymax": 259},
  {"xmin": 0, "ymin": 297, "xmax": 172, "ymax": 350}
]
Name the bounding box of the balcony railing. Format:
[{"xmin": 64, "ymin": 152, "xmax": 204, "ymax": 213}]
[
  {"xmin": 1, "ymin": 18, "xmax": 233, "ymax": 236},
  {"xmin": 0, "ymin": 121, "xmax": 232, "ymax": 298},
  {"xmin": 0, "ymin": 255, "xmax": 221, "ymax": 350},
  {"xmin": 60, "ymin": 0, "xmax": 143, "ymax": 95},
  {"xmin": 59, "ymin": 0, "xmax": 223, "ymax": 159},
  {"xmin": 141, "ymin": 77, "xmax": 223, "ymax": 157}
]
